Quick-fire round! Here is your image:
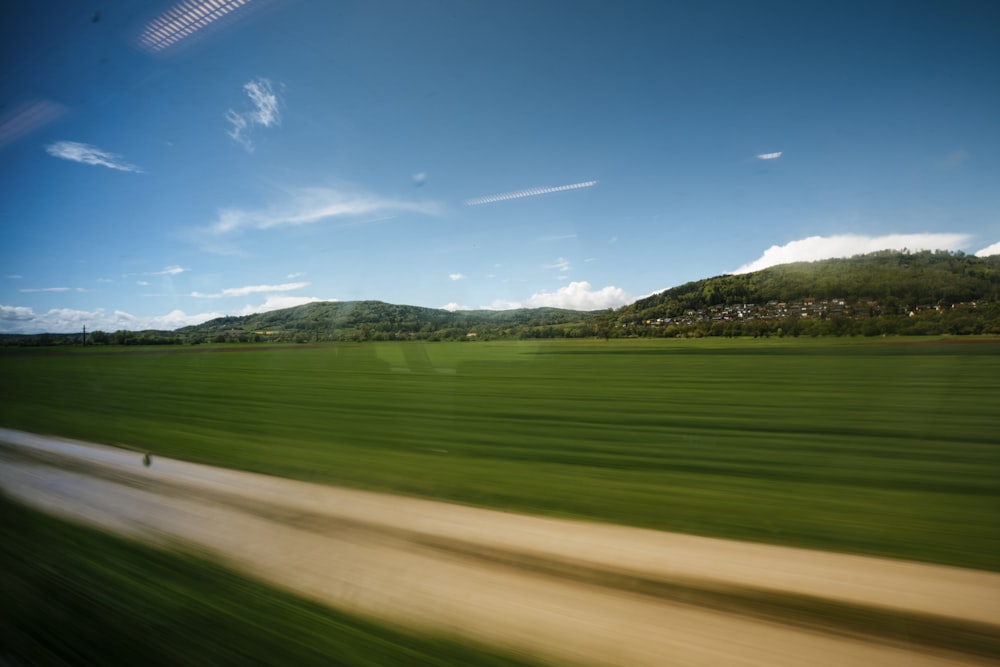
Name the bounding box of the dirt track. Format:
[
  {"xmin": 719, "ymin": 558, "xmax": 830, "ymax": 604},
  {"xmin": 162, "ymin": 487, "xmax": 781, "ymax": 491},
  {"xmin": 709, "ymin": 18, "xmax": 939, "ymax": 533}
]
[{"xmin": 2, "ymin": 428, "xmax": 998, "ymax": 666}]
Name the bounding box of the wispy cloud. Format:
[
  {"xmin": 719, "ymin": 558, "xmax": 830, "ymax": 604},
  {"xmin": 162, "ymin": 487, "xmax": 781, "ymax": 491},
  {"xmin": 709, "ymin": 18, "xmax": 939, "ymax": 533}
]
[
  {"xmin": 756, "ymin": 151, "xmax": 783, "ymax": 160},
  {"xmin": 227, "ymin": 77, "xmax": 280, "ymax": 151},
  {"xmin": 939, "ymin": 149, "xmax": 969, "ymax": 169},
  {"xmin": 466, "ymin": 180, "xmax": 597, "ymax": 206},
  {"xmin": 148, "ymin": 265, "xmax": 187, "ymax": 276},
  {"xmin": 545, "ymin": 257, "xmax": 571, "ymax": 273},
  {"xmin": 45, "ymin": 141, "xmax": 142, "ymax": 172},
  {"xmin": 975, "ymin": 241, "xmax": 1000, "ymax": 257},
  {"xmin": 733, "ymin": 233, "xmax": 972, "ymax": 274},
  {"xmin": 125, "ymin": 265, "xmax": 188, "ymax": 278},
  {"xmin": 448, "ymin": 273, "xmax": 465, "ymax": 281},
  {"xmin": 19, "ymin": 287, "xmax": 84, "ymax": 293},
  {"xmin": 286, "ymin": 272, "xmax": 305, "ymax": 279},
  {"xmin": 5, "ymin": 275, "xmax": 23, "ymax": 280},
  {"xmin": 206, "ymin": 186, "xmax": 442, "ymax": 235},
  {"xmin": 190, "ymin": 281, "xmax": 309, "ymax": 298}
]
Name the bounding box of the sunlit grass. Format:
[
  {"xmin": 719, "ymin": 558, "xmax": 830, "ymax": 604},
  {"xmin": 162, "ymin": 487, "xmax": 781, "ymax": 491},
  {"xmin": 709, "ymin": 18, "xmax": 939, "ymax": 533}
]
[{"xmin": 1, "ymin": 337, "xmax": 998, "ymax": 570}]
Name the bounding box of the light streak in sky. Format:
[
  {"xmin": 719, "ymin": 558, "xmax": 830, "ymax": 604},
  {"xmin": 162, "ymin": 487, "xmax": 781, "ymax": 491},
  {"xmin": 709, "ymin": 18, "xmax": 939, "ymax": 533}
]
[{"xmin": 466, "ymin": 180, "xmax": 597, "ymax": 206}]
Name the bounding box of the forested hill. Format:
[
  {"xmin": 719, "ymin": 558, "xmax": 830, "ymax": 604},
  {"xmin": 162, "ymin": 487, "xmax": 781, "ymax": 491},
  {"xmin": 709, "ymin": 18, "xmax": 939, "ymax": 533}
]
[
  {"xmin": 176, "ymin": 301, "xmax": 592, "ymax": 342},
  {"xmin": 615, "ymin": 251, "xmax": 1000, "ymax": 336},
  {"xmin": 6, "ymin": 251, "xmax": 1000, "ymax": 345},
  {"xmin": 622, "ymin": 251, "xmax": 1000, "ymax": 319}
]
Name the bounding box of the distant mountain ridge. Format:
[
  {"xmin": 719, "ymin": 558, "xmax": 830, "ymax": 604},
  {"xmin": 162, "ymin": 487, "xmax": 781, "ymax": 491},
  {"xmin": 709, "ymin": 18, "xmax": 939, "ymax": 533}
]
[
  {"xmin": 177, "ymin": 301, "xmax": 591, "ymax": 342},
  {"xmin": 4, "ymin": 251, "xmax": 999, "ymax": 344}
]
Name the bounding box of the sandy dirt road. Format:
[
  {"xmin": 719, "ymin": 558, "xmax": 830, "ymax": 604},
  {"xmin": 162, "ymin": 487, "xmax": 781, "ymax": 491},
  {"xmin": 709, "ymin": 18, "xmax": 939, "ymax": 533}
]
[{"xmin": 2, "ymin": 428, "xmax": 998, "ymax": 666}]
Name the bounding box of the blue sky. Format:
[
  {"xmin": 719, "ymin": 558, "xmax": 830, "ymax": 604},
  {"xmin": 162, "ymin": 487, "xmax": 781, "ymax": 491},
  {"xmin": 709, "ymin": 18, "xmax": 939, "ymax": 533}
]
[{"xmin": 2, "ymin": 0, "xmax": 998, "ymax": 333}]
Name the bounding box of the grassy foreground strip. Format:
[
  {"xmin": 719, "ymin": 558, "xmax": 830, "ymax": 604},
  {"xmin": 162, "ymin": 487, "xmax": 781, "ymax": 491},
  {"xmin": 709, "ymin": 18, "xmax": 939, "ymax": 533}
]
[
  {"xmin": 0, "ymin": 494, "xmax": 543, "ymax": 667},
  {"xmin": 1, "ymin": 338, "xmax": 999, "ymax": 570}
]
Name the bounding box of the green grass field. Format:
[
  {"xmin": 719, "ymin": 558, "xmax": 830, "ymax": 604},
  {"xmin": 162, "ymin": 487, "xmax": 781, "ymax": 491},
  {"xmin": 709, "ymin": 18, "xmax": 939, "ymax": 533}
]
[
  {"xmin": 2, "ymin": 337, "xmax": 999, "ymax": 570},
  {"xmin": 0, "ymin": 495, "xmax": 544, "ymax": 666}
]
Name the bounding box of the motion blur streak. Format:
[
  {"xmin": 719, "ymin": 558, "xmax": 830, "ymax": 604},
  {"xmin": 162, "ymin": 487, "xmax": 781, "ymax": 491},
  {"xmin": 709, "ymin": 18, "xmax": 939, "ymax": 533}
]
[
  {"xmin": 138, "ymin": 0, "xmax": 252, "ymax": 53},
  {"xmin": 2, "ymin": 429, "xmax": 998, "ymax": 667},
  {"xmin": 0, "ymin": 101, "xmax": 66, "ymax": 148},
  {"xmin": 466, "ymin": 180, "xmax": 597, "ymax": 206}
]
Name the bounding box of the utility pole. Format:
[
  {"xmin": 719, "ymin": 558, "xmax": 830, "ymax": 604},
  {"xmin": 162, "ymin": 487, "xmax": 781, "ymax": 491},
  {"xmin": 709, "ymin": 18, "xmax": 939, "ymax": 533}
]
[{"xmin": 82, "ymin": 324, "xmax": 87, "ymax": 346}]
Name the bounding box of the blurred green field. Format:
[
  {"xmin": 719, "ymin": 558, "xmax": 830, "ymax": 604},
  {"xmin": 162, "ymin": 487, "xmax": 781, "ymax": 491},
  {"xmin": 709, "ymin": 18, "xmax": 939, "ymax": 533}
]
[
  {"xmin": 2, "ymin": 337, "xmax": 999, "ymax": 570},
  {"xmin": 0, "ymin": 495, "xmax": 544, "ymax": 667}
]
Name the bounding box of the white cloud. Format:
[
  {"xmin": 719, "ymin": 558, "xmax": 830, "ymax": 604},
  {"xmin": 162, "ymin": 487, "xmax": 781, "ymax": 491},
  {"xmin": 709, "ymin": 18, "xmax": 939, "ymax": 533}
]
[
  {"xmin": 5, "ymin": 275, "xmax": 23, "ymax": 280},
  {"xmin": 207, "ymin": 186, "xmax": 441, "ymax": 235},
  {"xmin": 137, "ymin": 281, "xmax": 150, "ymax": 286},
  {"xmin": 286, "ymin": 272, "xmax": 305, "ymax": 279},
  {"xmin": 0, "ymin": 294, "xmax": 336, "ymax": 334},
  {"xmin": 0, "ymin": 305, "xmax": 35, "ymax": 322},
  {"xmin": 227, "ymin": 77, "xmax": 280, "ymax": 151},
  {"xmin": 190, "ymin": 281, "xmax": 309, "ymax": 298},
  {"xmin": 449, "ymin": 273, "xmax": 465, "ymax": 281},
  {"xmin": 756, "ymin": 151, "xmax": 783, "ymax": 160},
  {"xmin": 466, "ymin": 180, "xmax": 597, "ymax": 206},
  {"xmin": 45, "ymin": 141, "xmax": 142, "ymax": 172},
  {"xmin": 0, "ymin": 305, "xmax": 223, "ymax": 334},
  {"xmin": 975, "ymin": 241, "xmax": 1000, "ymax": 257},
  {"xmin": 19, "ymin": 287, "xmax": 84, "ymax": 293},
  {"xmin": 733, "ymin": 233, "xmax": 972, "ymax": 274},
  {"xmin": 234, "ymin": 295, "xmax": 324, "ymax": 315},
  {"xmin": 485, "ymin": 281, "xmax": 630, "ymax": 311},
  {"xmin": 441, "ymin": 302, "xmax": 465, "ymax": 312}
]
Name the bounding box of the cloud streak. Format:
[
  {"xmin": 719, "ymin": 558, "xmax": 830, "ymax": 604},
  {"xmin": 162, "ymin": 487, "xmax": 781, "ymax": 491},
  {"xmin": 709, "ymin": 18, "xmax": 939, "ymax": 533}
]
[
  {"xmin": 45, "ymin": 141, "xmax": 142, "ymax": 172},
  {"xmin": 148, "ymin": 265, "xmax": 187, "ymax": 276},
  {"xmin": 190, "ymin": 281, "xmax": 309, "ymax": 298},
  {"xmin": 733, "ymin": 233, "xmax": 972, "ymax": 274},
  {"xmin": 545, "ymin": 257, "xmax": 571, "ymax": 273},
  {"xmin": 207, "ymin": 186, "xmax": 442, "ymax": 235},
  {"xmin": 227, "ymin": 77, "xmax": 280, "ymax": 151},
  {"xmin": 756, "ymin": 151, "xmax": 782, "ymax": 160},
  {"xmin": 466, "ymin": 180, "xmax": 597, "ymax": 206}
]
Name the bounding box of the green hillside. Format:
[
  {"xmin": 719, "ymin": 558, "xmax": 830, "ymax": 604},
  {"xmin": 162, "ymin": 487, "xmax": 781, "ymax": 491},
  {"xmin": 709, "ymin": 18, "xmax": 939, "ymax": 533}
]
[
  {"xmin": 5, "ymin": 251, "xmax": 1000, "ymax": 344},
  {"xmin": 177, "ymin": 301, "xmax": 593, "ymax": 342},
  {"xmin": 616, "ymin": 251, "xmax": 1000, "ymax": 337}
]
